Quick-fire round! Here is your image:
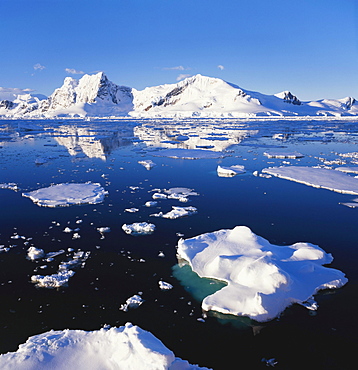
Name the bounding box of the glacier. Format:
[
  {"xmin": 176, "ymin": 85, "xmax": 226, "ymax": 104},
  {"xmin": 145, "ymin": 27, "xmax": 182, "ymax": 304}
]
[{"xmin": 1, "ymin": 72, "xmax": 357, "ymax": 118}]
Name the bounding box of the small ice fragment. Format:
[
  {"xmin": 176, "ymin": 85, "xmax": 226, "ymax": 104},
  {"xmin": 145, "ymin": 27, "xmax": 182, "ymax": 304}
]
[
  {"xmin": 72, "ymin": 233, "xmax": 81, "ymax": 239},
  {"xmin": 125, "ymin": 208, "xmax": 139, "ymax": 213},
  {"xmin": 152, "ymin": 193, "xmax": 167, "ymax": 200},
  {"xmin": 35, "ymin": 157, "xmax": 48, "ymax": 165},
  {"xmin": 145, "ymin": 201, "xmax": 158, "ymax": 207},
  {"xmin": 151, "ymin": 206, "xmax": 197, "ymax": 219},
  {"xmin": 159, "ymin": 281, "xmax": 173, "ymax": 290},
  {"xmin": 63, "ymin": 227, "xmax": 72, "ymax": 233},
  {"xmin": 262, "ymin": 358, "xmax": 278, "ymax": 367},
  {"xmin": 158, "ymin": 251, "xmax": 165, "ymax": 257},
  {"xmin": 97, "ymin": 227, "xmax": 111, "ymax": 234},
  {"xmin": 138, "ymin": 160, "xmax": 156, "ymax": 170},
  {"xmin": 119, "ymin": 294, "xmax": 144, "ymax": 311},
  {"xmin": 122, "ymin": 222, "xmax": 156, "ymax": 235},
  {"xmin": 27, "ymin": 246, "xmax": 45, "ymax": 261},
  {"xmin": 264, "ymin": 151, "xmax": 304, "ymax": 159},
  {"xmin": 76, "ymin": 219, "xmax": 83, "ymax": 224},
  {"xmin": 0, "ymin": 183, "xmax": 18, "ymax": 191}
]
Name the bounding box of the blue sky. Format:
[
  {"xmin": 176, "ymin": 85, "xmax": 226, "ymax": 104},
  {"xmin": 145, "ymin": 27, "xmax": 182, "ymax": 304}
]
[{"xmin": 1, "ymin": 0, "xmax": 357, "ymax": 100}]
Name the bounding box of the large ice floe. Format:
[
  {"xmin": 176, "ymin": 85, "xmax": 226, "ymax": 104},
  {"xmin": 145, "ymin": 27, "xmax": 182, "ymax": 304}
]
[
  {"xmin": 22, "ymin": 182, "xmax": 107, "ymax": 207},
  {"xmin": 0, "ymin": 323, "xmax": 210, "ymax": 370},
  {"xmin": 262, "ymin": 166, "xmax": 358, "ymax": 195},
  {"xmin": 176, "ymin": 226, "xmax": 347, "ymax": 322}
]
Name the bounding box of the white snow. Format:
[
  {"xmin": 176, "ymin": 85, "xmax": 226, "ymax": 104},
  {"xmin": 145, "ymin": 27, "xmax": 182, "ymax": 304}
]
[
  {"xmin": 138, "ymin": 159, "xmax": 156, "ymax": 170},
  {"xmin": 151, "ymin": 206, "xmax": 197, "ymax": 219},
  {"xmin": 217, "ymin": 165, "xmax": 246, "ymax": 177},
  {"xmin": 0, "ymin": 323, "xmax": 210, "ymax": 370},
  {"xmin": 119, "ymin": 294, "xmax": 144, "ymax": 312},
  {"xmin": 176, "ymin": 225, "xmax": 347, "ymax": 322},
  {"xmin": 122, "ymin": 222, "xmax": 156, "ymax": 235},
  {"xmin": 263, "ymin": 151, "xmax": 304, "ymax": 159},
  {"xmin": 262, "ymin": 166, "xmax": 358, "ymax": 195},
  {"xmin": 22, "ymin": 182, "xmax": 108, "ymax": 207}
]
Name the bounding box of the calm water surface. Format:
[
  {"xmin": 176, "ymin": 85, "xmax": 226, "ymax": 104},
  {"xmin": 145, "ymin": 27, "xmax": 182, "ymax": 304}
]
[{"xmin": 0, "ymin": 118, "xmax": 357, "ymax": 369}]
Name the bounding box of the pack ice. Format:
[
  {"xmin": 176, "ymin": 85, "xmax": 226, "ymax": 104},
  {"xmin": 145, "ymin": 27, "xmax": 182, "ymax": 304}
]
[
  {"xmin": 0, "ymin": 323, "xmax": 210, "ymax": 370},
  {"xmin": 262, "ymin": 166, "xmax": 358, "ymax": 195},
  {"xmin": 176, "ymin": 226, "xmax": 347, "ymax": 322},
  {"xmin": 22, "ymin": 182, "xmax": 107, "ymax": 207}
]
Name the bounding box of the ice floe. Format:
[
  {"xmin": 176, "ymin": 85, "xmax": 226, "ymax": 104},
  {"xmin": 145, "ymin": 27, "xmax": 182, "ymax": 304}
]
[
  {"xmin": 217, "ymin": 165, "xmax": 246, "ymax": 177},
  {"xmin": 263, "ymin": 151, "xmax": 304, "ymax": 159},
  {"xmin": 335, "ymin": 166, "xmax": 358, "ymax": 174},
  {"xmin": 119, "ymin": 294, "xmax": 144, "ymax": 312},
  {"xmin": 27, "ymin": 246, "xmax": 45, "ymax": 260},
  {"xmin": 151, "ymin": 206, "xmax": 197, "ymax": 219},
  {"xmin": 125, "ymin": 208, "xmax": 139, "ymax": 213},
  {"xmin": 176, "ymin": 225, "xmax": 347, "ymax": 322},
  {"xmin": 159, "ymin": 281, "xmax": 173, "ymax": 290},
  {"xmin": 262, "ymin": 166, "xmax": 358, "ymax": 195},
  {"xmin": 122, "ymin": 222, "xmax": 156, "ymax": 235},
  {"xmin": 138, "ymin": 159, "xmax": 156, "ymax": 170},
  {"xmin": 22, "ymin": 182, "xmax": 108, "ymax": 207},
  {"xmin": 31, "ymin": 270, "xmax": 75, "ymax": 289},
  {"xmin": 145, "ymin": 201, "xmax": 158, "ymax": 207},
  {"xmin": 0, "ymin": 323, "xmax": 210, "ymax": 370},
  {"xmin": 0, "ymin": 183, "xmax": 19, "ymax": 191}
]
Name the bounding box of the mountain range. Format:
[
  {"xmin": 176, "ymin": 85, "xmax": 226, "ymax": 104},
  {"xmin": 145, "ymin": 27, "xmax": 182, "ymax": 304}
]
[{"xmin": 0, "ymin": 72, "xmax": 357, "ymax": 118}]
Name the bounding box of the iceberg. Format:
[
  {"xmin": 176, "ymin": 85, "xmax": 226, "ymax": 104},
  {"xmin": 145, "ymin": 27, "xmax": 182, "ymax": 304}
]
[
  {"xmin": 27, "ymin": 246, "xmax": 45, "ymax": 261},
  {"xmin": 122, "ymin": 222, "xmax": 156, "ymax": 235},
  {"xmin": 176, "ymin": 226, "xmax": 347, "ymax": 322},
  {"xmin": 0, "ymin": 323, "xmax": 210, "ymax": 370},
  {"xmin": 22, "ymin": 182, "xmax": 108, "ymax": 207},
  {"xmin": 262, "ymin": 166, "xmax": 358, "ymax": 195},
  {"xmin": 217, "ymin": 165, "xmax": 246, "ymax": 177},
  {"xmin": 119, "ymin": 294, "xmax": 144, "ymax": 312}
]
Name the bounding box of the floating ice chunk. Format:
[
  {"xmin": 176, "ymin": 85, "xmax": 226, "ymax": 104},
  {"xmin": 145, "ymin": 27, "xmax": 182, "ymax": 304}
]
[
  {"xmin": 217, "ymin": 165, "xmax": 245, "ymax": 177},
  {"xmin": 72, "ymin": 233, "xmax": 81, "ymax": 239},
  {"xmin": 0, "ymin": 183, "xmax": 18, "ymax": 191},
  {"xmin": 262, "ymin": 166, "xmax": 358, "ymax": 195},
  {"xmin": 31, "ymin": 270, "xmax": 75, "ymax": 288},
  {"xmin": 125, "ymin": 208, "xmax": 139, "ymax": 213},
  {"xmin": 264, "ymin": 151, "xmax": 304, "ymax": 159},
  {"xmin": 58, "ymin": 251, "xmax": 90, "ymax": 271},
  {"xmin": 97, "ymin": 226, "xmax": 111, "ymax": 234},
  {"xmin": 122, "ymin": 222, "xmax": 156, "ymax": 235},
  {"xmin": 152, "ymin": 148, "xmax": 224, "ymax": 159},
  {"xmin": 27, "ymin": 246, "xmax": 45, "ymax": 261},
  {"xmin": 176, "ymin": 225, "xmax": 347, "ymax": 322},
  {"xmin": 159, "ymin": 281, "xmax": 173, "ymax": 290},
  {"xmin": 165, "ymin": 187, "xmax": 199, "ymax": 202},
  {"xmin": 35, "ymin": 157, "xmax": 48, "ymax": 165},
  {"xmin": 138, "ymin": 159, "xmax": 156, "ymax": 170},
  {"xmin": 335, "ymin": 166, "xmax": 358, "ymax": 174},
  {"xmin": 119, "ymin": 294, "xmax": 144, "ymax": 312},
  {"xmin": 22, "ymin": 182, "xmax": 108, "ymax": 207},
  {"xmin": 152, "ymin": 193, "xmax": 167, "ymax": 200},
  {"xmin": 151, "ymin": 206, "xmax": 197, "ymax": 219},
  {"xmin": 145, "ymin": 201, "xmax": 158, "ymax": 207},
  {"xmin": 0, "ymin": 323, "xmax": 210, "ymax": 370},
  {"xmin": 63, "ymin": 227, "xmax": 73, "ymax": 233}
]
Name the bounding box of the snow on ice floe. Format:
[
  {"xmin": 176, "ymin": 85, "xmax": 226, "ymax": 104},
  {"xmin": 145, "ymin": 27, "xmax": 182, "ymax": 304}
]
[
  {"xmin": 0, "ymin": 323, "xmax": 210, "ymax": 370},
  {"xmin": 151, "ymin": 206, "xmax": 197, "ymax": 219},
  {"xmin": 217, "ymin": 165, "xmax": 246, "ymax": 177},
  {"xmin": 122, "ymin": 222, "xmax": 156, "ymax": 235},
  {"xmin": 262, "ymin": 166, "xmax": 358, "ymax": 195},
  {"xmin": 22, "ymin": 182, "xmax": 108, "ymax": 207},
  {"xmin": 176, "ymin": 226, "xmax": 347, "ymax": 322},
  {"xmin": 263, "ymin": 151, "xmax": 304, "ymax": 159},
  {"xmin": 152, "ymin": 148, "xmax": 224, "ymax": 159},
  {"xmin": 138, "ymin": 159, "xmax": 156, "ymax": 170}
]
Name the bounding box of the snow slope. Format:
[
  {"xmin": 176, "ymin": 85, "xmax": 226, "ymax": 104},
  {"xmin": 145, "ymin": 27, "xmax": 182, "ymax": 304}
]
[
  {"xmin": 1, "ymin": 73, "xmax": 357, "ymax": 118},
  {"xmin": 0, "ymin": 323, "xmax": 210, "ymax": 369}
]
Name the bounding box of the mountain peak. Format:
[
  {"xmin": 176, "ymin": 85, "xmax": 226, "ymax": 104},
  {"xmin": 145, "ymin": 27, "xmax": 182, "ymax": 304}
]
[{"xmin": 275, "ymin": 91, "xmax": 301, "ymax": 105}]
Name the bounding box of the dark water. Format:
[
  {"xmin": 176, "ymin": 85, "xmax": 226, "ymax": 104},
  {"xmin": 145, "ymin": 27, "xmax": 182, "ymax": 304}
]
[{"xmin": 0, "ymin": 118, "xmax": 357, "ymax": 369}]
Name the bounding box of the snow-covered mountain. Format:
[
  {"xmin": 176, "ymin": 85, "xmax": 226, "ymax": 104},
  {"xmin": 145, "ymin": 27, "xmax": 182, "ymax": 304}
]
[{"xmin": 0, "ymin": 73, "xmax": 357, "ymax": 118}]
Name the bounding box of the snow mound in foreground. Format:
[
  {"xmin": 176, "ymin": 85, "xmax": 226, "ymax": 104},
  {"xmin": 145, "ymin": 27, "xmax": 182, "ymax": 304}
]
[
  {"xmin": 262, "ymin": 166, "xmax": 358, "ymax": 195},
  {"xmin": 22, "ymin": 182, "xmax": 107, "ymax": 207},
  {"xmin": 0, "ymin": 323, "xmax": 210, "ymax": 370},
  {"xmin": 176, "ymin": 226, "xmax": 347, "ymax": 322}
]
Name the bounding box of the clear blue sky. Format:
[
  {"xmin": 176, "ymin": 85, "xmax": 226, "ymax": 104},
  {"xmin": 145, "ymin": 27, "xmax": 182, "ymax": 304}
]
[{"xmin": 1, "ymin": 0, "xmax": 357, "ymax": 101}]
